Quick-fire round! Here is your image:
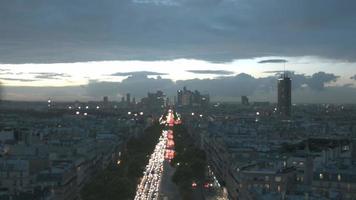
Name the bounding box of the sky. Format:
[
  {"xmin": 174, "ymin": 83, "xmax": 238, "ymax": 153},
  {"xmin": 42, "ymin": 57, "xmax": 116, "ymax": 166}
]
[{"xmin": 1, "ymin": 0, "xmax": 356, "ymax": 103}]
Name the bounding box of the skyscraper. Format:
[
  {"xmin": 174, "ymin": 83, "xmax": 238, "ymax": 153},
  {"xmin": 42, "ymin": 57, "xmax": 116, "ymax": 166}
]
[
  {"xmin": 103, "ymin": 96, "xmax": 109, "ymax": 108},
  {"xmin": 277, "ymin": 74, "xmax": 291, "ymax": 117},
  {"xmin": 126, "ymin": 93, "xmax": 131, "ymax": 105},
  {"xmin": 241, "ymin": 96, "xmax": 249, "ymax": 106}
]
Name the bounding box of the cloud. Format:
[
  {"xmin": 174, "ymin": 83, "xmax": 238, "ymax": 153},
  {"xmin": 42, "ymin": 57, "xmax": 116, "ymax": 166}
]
[
  {"xmin": 0, "ymin": 77, "xmax": 37, "ymax": 82},
  {"xmin": 1, "ymin": 0, "xmax": 356, "ymax": 63},
  {"xmin": 258, "ymin": 59, "xmax": 288, "ymax": 64},
  {"xmin": 110, "ymin": 71, "xmax": 167, "ymax": 77},
  {"xmin": 351, "ymin": 74, "xmax": 356, "ymax": 80},
  {"xmin": 186, "ymin": 70, "xmax": 234, "ymax": 75},
  {"xmin": 133, "ymin": 0, "xmax": 179, "ymax": 6},
  {"xmin": 307, "ymin": 71, "xmax": 339, "ymax": 90},
  {"xmin": 31, "ymin": 72, "xmax": 71, "ymax": 80},
  {"xmin": 263, "ymin": 70, "xmax": 294, "ymax": 74},
  {"xmin": 342, "ymin": 83, "xmax": 354, "ymax": 88}
]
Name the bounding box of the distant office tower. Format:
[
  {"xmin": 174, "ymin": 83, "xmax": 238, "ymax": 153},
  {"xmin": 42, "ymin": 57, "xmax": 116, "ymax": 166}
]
[
  {"xmin": 132, "ymin": 97, "xmax": 136, "ymax": 105},
  {"xmin": 121, "ymin": 96, "xmax": 125, "ymax": 103},
  {"xmin": 241, "ymin": 96, "xmax": 249, "ymax": 105},
  {"xmin": 278, "ymin": 74, "xmax": 292, "ymax": 117},
  {"xmin": 141, "ymin": 90, "xmax": 165, "ymax": 109},
  {"xmin": 103, "ymin": 96, "xmax": 109, "ymax": 108},
  {"xmin": 103, "ymin": 96, "xmax": 108, "ymax": 103},
  {"xmin": 126, "ymin": 93, "xmax": 131, "ymax": 105},
  {"xmin": 176, "ymin": 86, "xmax": 209, "ymax": 107}
]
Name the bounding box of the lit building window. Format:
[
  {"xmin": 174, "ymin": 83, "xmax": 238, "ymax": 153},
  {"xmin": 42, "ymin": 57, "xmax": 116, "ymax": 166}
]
[
  {"xmin": 320, "ymin": 173, "xmax": 323, "ymax": 179},
  {"xmin": 337, "ymin": 174, "xmax": 341, "ymax": 181}
]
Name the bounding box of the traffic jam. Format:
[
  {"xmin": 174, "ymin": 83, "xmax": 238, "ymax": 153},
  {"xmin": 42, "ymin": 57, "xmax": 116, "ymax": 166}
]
[{"xmin": 134, "ymin": 109, "xmax": 181, "ymax": 200}]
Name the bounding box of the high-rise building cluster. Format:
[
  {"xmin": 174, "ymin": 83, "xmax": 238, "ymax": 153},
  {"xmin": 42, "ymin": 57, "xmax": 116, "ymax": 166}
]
[
  {"xmin": 141, "ymin": 90, "xmax": 166, "ymax": 110},
  {"xmin": 176, "ymin": 86, "xmax": 209, "ymax": 107}
]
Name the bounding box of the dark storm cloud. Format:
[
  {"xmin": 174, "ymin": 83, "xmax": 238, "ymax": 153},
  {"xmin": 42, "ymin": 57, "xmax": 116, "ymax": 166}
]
[
  {"xmin": 110, "ymin": 71, "xmax": 167, "ymax": 77},
  {"xmin": 1, "ymin": 0, "xmax": 356, "ymax": 63},
  {"xmin": 351, "ymin": 75, "xmax": 356, "ymax": 80},
  {"xmin": 186, "ymin": 70, "xmax": 234, "ymax": 75},
  {"xmin": 307, "ymin": 72, "xmax": 339, "ymax": 90},
  {"xmin": 258, "ymin": 59, "xmax": 288, "ymax": 64}
]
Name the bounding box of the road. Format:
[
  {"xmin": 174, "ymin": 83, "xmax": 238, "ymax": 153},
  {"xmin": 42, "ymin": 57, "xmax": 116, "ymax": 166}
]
[
  {"xmin": 134, "ymin": 109, "xmax": 178, "ymax": 200},
  {"xmin": 159, "ymin": 161, "xmax": 181, "ymax": 200}
]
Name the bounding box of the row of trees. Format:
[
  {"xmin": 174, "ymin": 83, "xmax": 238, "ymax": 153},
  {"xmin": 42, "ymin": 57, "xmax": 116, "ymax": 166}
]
[
  {"xmin": 171, "ymin": 125, "xmax": 207, "ymax": 199},
  {"xmin": 81, "ymin": 122, "xmax": 163, "ymax": 200}
]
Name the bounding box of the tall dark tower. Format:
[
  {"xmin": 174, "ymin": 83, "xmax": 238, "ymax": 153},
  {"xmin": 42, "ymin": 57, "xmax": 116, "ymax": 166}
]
[
  {"xmin": 277, "ymin": 74, "xmax": 291, "ymax": 117},
  {"xmin": 126, "ymin": 93, "xmax": 131, "ymax": 105}
]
